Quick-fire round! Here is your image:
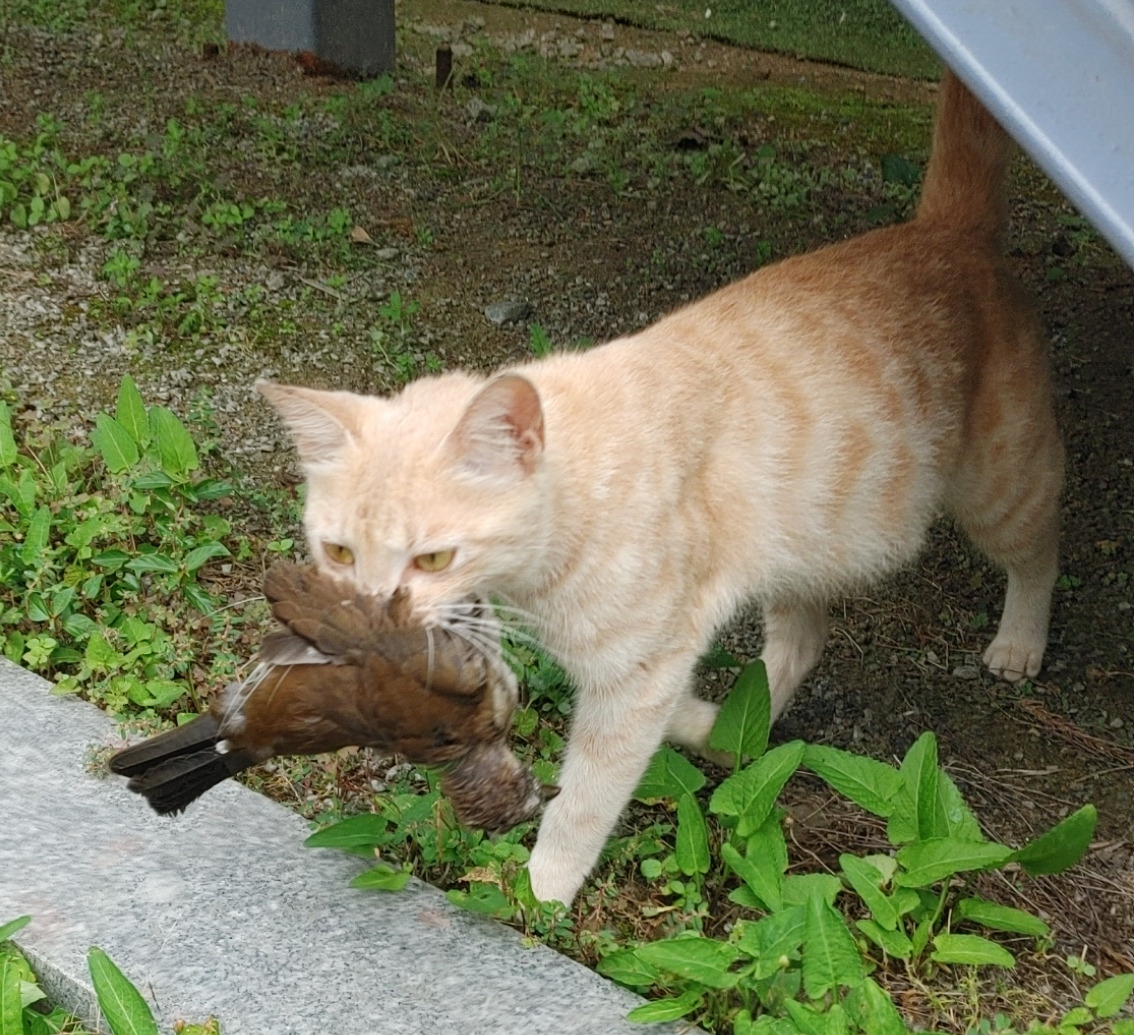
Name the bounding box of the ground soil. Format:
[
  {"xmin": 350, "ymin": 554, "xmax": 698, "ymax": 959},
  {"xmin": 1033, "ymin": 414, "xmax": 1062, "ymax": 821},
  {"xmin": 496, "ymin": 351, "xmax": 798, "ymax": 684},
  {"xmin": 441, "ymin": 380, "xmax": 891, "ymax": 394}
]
[{"xmin": 1, "ymin": 0, "xmax": 1131, "ymax": 1014}]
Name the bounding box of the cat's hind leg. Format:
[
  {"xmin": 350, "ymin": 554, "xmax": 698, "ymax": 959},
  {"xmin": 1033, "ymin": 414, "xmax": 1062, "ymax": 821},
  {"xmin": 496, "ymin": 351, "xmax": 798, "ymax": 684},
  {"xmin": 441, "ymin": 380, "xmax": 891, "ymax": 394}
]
[
  {"xmin": 665, "ymin": 599, "xmax": 829, "ymax": 750},
  {"xmin": 949, "ymin": 333, "xmax": 1064, "ymax": 681},
  {"xmin": 761, "ymin": 598, "xmax": 829, "ymax": 720},
  {"xmin": 960, "ymin": 483, "xmax": 1061, "ymax": 681},
  {"xmin": 666, "ymin": 693, "xmax": 731, "ymax": 767}
]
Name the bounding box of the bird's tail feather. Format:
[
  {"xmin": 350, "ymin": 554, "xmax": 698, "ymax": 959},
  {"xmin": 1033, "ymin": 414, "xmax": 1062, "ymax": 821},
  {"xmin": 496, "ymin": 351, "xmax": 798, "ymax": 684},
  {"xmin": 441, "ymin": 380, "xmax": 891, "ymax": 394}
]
[
  {"xmin": 109, "ymin": 714, "xmax": 222, "ymax": 776},
  {"xmin": 124, "ymin": 747, "xmax": 255, "ymax": 815},
  {"xmin": 109, "ymin": 714, "xmax": 254, "ymax": 814}
]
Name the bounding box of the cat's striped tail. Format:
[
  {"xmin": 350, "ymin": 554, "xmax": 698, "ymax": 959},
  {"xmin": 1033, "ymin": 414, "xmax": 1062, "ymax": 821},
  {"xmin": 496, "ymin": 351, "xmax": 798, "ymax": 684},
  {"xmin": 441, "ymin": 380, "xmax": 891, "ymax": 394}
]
[{"xmin": 915, "ymin": 71, "xmax": 1012, "ymax": 240}]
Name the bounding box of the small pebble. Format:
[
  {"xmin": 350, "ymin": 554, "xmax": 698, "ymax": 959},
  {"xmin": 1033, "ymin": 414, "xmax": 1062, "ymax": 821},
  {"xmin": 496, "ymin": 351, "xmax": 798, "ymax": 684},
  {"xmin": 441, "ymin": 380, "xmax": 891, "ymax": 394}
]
[{"xmin": 484, "ymin": 300, "xmax": 533, "ymax": 325}]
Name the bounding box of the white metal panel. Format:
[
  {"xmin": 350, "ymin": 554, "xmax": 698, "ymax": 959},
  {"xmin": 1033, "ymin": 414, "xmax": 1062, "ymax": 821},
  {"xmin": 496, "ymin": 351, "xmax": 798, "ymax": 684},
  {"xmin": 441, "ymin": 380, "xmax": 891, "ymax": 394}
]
[{"xmin": 889, "ymin": 0, "xmax": 1134, "ymax": 269}]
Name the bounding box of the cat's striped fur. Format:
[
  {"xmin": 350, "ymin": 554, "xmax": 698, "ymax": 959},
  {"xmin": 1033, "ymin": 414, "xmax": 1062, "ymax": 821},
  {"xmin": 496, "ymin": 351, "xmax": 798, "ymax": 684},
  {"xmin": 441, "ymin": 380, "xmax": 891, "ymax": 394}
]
[{"xmin": 259, "ymin": 72, "xmax": 1063, "ymax": 906}]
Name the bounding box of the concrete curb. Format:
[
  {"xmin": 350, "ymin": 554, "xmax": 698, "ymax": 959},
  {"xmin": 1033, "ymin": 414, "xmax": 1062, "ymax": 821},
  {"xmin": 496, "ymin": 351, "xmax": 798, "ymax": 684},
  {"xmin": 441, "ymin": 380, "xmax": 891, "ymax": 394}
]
[{"xmin": 0, "ymin": 660, "xmax": 681, "ymax": 1035}]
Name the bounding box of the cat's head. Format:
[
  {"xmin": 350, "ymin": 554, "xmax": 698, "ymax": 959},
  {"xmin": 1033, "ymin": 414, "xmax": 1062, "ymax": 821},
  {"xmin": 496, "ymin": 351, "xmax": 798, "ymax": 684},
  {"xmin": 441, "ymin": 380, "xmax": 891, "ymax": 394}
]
[{"xmin": 257, "ymin": 373, "xmax": 549, "ymax": 619}]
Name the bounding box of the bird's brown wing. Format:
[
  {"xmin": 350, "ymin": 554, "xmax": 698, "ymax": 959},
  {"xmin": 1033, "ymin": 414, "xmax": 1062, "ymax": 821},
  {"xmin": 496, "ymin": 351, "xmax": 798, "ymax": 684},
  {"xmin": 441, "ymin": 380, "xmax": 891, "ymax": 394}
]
[
  {"xmin": 261, "ymin": 560, "xmax": 488, "ymax": 695},
  {"xmin": 232, "ymin": 654, "xmax": 481, "ymax": 764},
  {"xmin": 263, "ymin": 561, "xmax": 428, "ymax": 665}
]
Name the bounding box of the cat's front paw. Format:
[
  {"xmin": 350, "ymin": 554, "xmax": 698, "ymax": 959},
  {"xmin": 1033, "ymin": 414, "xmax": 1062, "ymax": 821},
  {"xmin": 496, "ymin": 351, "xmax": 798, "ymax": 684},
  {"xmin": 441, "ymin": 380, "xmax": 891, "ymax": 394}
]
[
  {"xmin": 983, "ymin": 634, "xmax": 1044, "ymax": 682},
  {"xmin": 527, "ymin": 843, "xmax": 587, "ymax": 906}
]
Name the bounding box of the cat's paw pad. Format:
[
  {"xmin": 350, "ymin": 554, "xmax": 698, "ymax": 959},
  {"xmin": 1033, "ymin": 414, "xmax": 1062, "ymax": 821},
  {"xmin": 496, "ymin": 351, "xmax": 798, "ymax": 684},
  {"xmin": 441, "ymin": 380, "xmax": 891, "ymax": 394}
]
[{"xmin": 983, "ymin": 636, "xmax": 1044, "ymax": 682}]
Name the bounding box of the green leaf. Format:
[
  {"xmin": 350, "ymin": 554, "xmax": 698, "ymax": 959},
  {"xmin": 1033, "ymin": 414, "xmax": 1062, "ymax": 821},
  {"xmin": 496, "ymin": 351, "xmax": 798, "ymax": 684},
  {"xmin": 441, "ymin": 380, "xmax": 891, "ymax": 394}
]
[
  {"xmin": 596, "ymin": 948, "xmax": 660, "ymax": 990},
  {"xmin": 856, "ymin": 919, "xmax": 913, "ymax": 960},
  {"xmin": 746, "ymin": 810, "xmax": 789, "ymax": 868},
  {"xmin": 20, "ymin": 504, "xmax": 51, "ymax": 567},
  {"xmin": 148, "ymin": 406, "xmax": 198, "ymax": 479},
  {"xmin": 881, "ymin": 153, "xmax": 922, "ymax": 187},
  {"xmin": 634, "ymin": 935, "xmax": 741, "ymax": 989},
  {"xmin": 1084, "ymin": 972, "xmax": 1134, "ymax": 1017},
  {"xmin": 895, "ymin": 838, "xmax": 1012, "ymax": 887},
  {"xmin": 0, "ymin": 477, "xmax": 27, "ymax": 521},
  {"xmin": 138, "ymin": 680, "xmax": 185, "ymax": 710},
  {"xmin": 929, "ymin": 933, "xmax": 1015, "ymax": 968},
  {"xmin": 709, "ymin": 740, "xmax": 804, "ymax": 837},
  {"xmin": 845, "ymin": 977, "xmax": 912, "ymax": 1035},
  {"xmin": 446, "ymin": 883, "xmax": 511, "ymax": 917},
  {"xmin": 125, "ymin": 553, "xmax": 180, "ymax": 574},
  {"xmin": 131, "ymin": 471, "xmax": 174, "ymax": 491},
  {"xmin": 901, "ymin": 732, "xmax": 947, "ymax": 840},
  {"xmin": 183, "ymin": 583, "xmax": 217, "ymax": 614},
  {"xmin": 114, "ymin": 375, "xmax": 149, "ymax": 447},
  {"xmin": 1, "ymin": 953, "xmax": 23, "ymax": 1035},
  {"xmin": 87, "ymin": 946, "xmax": 160, "ymax": 1035},
  {"xmin": 350, "ymin": 864, "xmax": 411, "ymax": 891},
  {"xmin": 803, "ymin": 744, "xmax": 903, "ymax": 818},
  {"xmin": 935, "ymin": 769, "xmax": 982, "ymax": 840},
  {"xmin": 1011, "ymin": 804, "xmax": 1097, "ymax": 876},
  {"xmin": 625, "ymin": 990, "xmax": 703, "ymax": 1024},
  {"xmin": 1113, "ymin": 1020, "xmax": 1134, "ymax": 1035},
  {"xmin": 733, "ymin": 907, "xmax": 806, "ymax": 974},
  {"xmin": 305, "ymin": 813, "xmax": 390, "ymax": 849},
  {"xmin": 49, "ymin": 586, "xmax": 76, "ymax": 618},
  {"xmin": 0, "ymin": 918, "xmax": 31, "ymax": 944},
  {"xmin": 91, "ymin": 413, "xmax": 140, "ymax": 473},
  {"xmin": 675, "ymin": 793, "xmax": 711, "ymax": 876},
  {"xmin": 92, "ymin": 549, "xmax": 131, "ymax": 569},
  {"xmin": 783, "ymin": 999, "xmax": 843, "ymax": 1035},
  {"xmin": 633, "ymin": 745, "xmax": 705, "ymax": 801},
  {"xmin": 0, "ymin": 402, "xmax": 15, "ymax": 469},
  {"xmin": 25, "ymin": 592, "xmax": 49, "ymax": 623},
  {"xmin": 192, "ymin": 478, "xmax": 234, "ymax": 501},
  {"xmin": 783, "ymin": 872, "xmax": 844, "ymax": 909},
  {"xmin": 183, "ymin": 541, "xmax": 230, "ymax": 573},
  {"xmin": 955, "ymin": 897, "xmax": 1049, "ymax": 938},
  {"xmin": 802, "ymin": 891, "xmax": 865, "ymax": 998},
  {"xmin": 840, "ymin": 854, "xmax": 899, "ymax": 930},
  {"xmin": 721, "ymin": 840, "xmax": 784, "ymax": 912},
  {"xmin": 709, "ymin": 659, "xmax": 771, "ymax": 765}
]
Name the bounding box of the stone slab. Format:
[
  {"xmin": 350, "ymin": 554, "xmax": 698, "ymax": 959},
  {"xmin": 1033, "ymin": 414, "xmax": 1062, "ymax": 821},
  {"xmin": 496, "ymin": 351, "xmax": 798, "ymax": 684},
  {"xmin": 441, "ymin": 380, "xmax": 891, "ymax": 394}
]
[
  {"xmin": 0, "ymin": 660, "xmax": 677, "ymax": 1035},
  {"xmin": 225, "ymin": 0, "xmax": 395, "ymax": 77}
]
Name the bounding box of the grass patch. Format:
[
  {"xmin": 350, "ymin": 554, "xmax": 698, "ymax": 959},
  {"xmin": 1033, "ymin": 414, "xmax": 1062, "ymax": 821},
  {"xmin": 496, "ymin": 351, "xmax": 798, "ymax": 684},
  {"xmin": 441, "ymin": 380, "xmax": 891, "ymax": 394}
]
[{"xmin": 473, "ymin": 0, "xmax": 939, "ymax": 78}]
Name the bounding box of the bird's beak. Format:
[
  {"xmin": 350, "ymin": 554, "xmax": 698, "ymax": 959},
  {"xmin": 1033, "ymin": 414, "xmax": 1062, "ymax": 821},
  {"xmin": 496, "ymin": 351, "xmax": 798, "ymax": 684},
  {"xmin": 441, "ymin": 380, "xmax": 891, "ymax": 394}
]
[{"xmin": 540, "ymin": 784, "xmax": 561, "ymax": 802}]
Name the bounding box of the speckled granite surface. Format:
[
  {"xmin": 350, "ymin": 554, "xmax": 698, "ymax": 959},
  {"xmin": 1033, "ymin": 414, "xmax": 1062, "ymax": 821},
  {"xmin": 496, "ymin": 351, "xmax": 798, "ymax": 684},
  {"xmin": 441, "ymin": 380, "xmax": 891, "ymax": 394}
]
[{"xmin": 0, "ymin": 659, "xmax": 679, "ymax": 1035}]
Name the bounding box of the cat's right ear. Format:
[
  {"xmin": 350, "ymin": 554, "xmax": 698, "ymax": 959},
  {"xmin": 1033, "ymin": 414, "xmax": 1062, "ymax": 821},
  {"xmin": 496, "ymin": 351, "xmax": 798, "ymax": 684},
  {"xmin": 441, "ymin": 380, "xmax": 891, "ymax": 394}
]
[
  {"xmin": 447, "ymin": 374, "xmax": 544, "ymax": 483},
  {"xmin": 256, "ymin": 380, "xmax": 359, "ymax": 467}
]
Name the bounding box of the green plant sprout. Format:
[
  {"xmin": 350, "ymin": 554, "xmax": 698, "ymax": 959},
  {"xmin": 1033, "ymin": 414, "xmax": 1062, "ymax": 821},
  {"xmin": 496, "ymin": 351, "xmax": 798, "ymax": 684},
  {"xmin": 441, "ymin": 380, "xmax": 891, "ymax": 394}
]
[
  {"xmin": 1, "ymin": 915, "xmax": 220, "ymax": 1035},
  {"xmin": 307, "ymin": 661, "xmax": 1133, "ymax": 1035},
  {"xmin": 1, "ymin": 376, "xmax": 237, "ymax": 715}
]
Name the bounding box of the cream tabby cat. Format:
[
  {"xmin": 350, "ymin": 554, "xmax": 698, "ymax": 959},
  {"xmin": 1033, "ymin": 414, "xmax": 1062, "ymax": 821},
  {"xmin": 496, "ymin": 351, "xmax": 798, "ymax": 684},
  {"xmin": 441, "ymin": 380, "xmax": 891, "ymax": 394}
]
[{"xmin": 258, "ymin": 73, "xmax": 1063, "ymax": 906}]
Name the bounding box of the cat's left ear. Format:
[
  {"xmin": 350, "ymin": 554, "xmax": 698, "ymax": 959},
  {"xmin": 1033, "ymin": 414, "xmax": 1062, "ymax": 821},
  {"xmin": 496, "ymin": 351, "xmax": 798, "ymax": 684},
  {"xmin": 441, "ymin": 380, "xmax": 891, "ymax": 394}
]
[
  {"xmin": 256, "ymin": 380, "xmax": 363, "ymax": 468},
  {"xmin": 447, "ymin": 374, "xmax": 544, "ymax": 482}
]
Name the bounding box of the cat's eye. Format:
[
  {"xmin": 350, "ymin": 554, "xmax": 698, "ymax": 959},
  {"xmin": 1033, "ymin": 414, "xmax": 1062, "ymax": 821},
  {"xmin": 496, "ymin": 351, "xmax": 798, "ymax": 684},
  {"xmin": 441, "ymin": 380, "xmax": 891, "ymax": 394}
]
[
  {"xmin": 413, "ymin": 549, "xmax": 455, "ymax": 573},
  {"xmin": 324, "ymin": 542, "xmax": 354, "ymax": 566}
]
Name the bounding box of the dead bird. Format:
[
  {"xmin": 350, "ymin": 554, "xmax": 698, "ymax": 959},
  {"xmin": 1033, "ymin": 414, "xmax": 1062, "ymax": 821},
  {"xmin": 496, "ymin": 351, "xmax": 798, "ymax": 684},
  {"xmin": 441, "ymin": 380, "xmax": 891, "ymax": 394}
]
[{"xmin": 109, "ymin": 560, "xmax": 557, "ymax": 831}]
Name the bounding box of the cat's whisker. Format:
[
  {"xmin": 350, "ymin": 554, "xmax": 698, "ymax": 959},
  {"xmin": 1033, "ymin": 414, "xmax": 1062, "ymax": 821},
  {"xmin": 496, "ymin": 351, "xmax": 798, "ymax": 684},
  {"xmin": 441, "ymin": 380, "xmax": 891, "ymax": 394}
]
[
  {"xmin": 451, "ymin": 611, "xmax": 540, "ymax": 650},
  {"xmin": 424, "ymin": 625, "xmax": 437, "ymax": 692},
  {"xmin": 219, "ymin": 661, "xmax": 269, "ymax": 725},
  {"xmin": 487, "ymin": 599, "xmax": 540, "ymax": 628},
  {"xmin": 441, "ymin": 622, "xmax": 522, "ymax": 680}
]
